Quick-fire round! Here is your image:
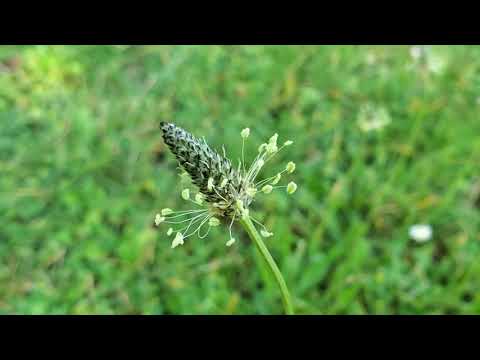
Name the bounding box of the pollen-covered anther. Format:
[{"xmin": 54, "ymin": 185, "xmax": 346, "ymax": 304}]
[
  {"xmin": 167, "ymin": 228, "xmax": 173, "ymax": 236},
  {"xmin": 260, "ymin": 230, "xmax": 274, "ymax": 238},
  {"xmin": 287, "ymin": 181, "xmax": 297, "ymax": 194},
  {"xmin": 284, "ymin": 140, "xmax": 293, "ymax": 146},
  {"xmin": 155, "ymin": 214, "xmax": 165, "ymax": 226},
  {"xmin": 269, "ymin": 133, "xmax": 278, "ymax": 145},
  {"xmin": 226, "ymin": 238, "xmax": 236, "ymax": 247},
  {"xmin": 181, "ymin": 189, "xmax": 190, "ymax": 200},
  {"xmin": 286, "ymin": 161, "xmax": 296, "ymax": 174},
  {"xmin": 241, "ymin": 128, "xmax": 250, "ymax": 139},
  {"xmin": 271, "ymin": 173, "xmax": 282, "ymax": 185},
  {"xmin": 161, "ymin": 208, "xmax": 174, "ymax": 216},
  {"xmin": 171, "ymin": 232, "xmax": 184, "ymax": 248},
  {"xmin": 262, "ymin": 185, "xmax": 273, "ymax": 194},
  {"xmin": 195, "ymin": 193, "xmax": 204, "ymax": 205}
]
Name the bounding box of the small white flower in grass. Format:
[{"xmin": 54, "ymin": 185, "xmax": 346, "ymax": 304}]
[
  {"xmin": 409, "ymin": 224, "xmax": 433, "ymax": 243},
  {"xmin": 167, "ymin": 228, "xmax": 173, "ymax": 236},
  {"xmin": 209, "ymin": 217, "xmax": 220, "ymax": 227},
  {"xmin": 262, "ymin": 185, "xmax": 273, "ymax": 194},
  {"xmin": 154, "ymin": 214, "xmax": 165, "ymax": 226},
  {"xmin": 410, "ymin": 46, "xmax": 424, "ymax": 61},
  {"xmin": 161, "ymin": 208, "xmax": 174, "ymax": 216},
  {"xmin": 260, "ymin": 230, "xmax": 273, "ymax": 238},
  {"xmin": 287, "ymin": 181, "xmax": 297, "ymax": 194},
  {"xmin": 426, "ymin": 54, "xmax": 446, "ymax": 75},
  {"xmin": 357, "ymin": 104, "xmax": 391, "ymax": 133},
  {"xmin": 241, "ymin": 128, "xmax": 250, "ymax": 139},
  {"xmin": 226, "ymin": 238, "xmax": 236, "ymax": 247},
  {"xmin": 286, "ymin": 161, "xmax": 296, "ymax": 174},
  {"xmin": 208, "ymin": 177, "xmax": 214, "ymax": 191},
  {"xmin": 271, "ymin": 173, "xmax": 282, "ymax": 185},
  {"xmin": 181, "ymin": 188, "xmax": 190, "ymax": 200},
  {"xmin": 171, "ymin": 232, "xmax": 184, "ymax": 248}
]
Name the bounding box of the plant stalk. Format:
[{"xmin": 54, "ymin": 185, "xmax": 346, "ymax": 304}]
[{"xmin": 240, "ymin": 215, "xmax": 294, "ymax": 315}]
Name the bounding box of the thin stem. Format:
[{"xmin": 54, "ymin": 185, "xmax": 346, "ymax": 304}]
[{"xmin": 239, "ymin": 215, "xmax": 294, "ymax": 315}]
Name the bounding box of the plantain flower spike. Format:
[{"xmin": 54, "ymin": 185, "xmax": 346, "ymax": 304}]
[{"xmin": 155, "ymin": 122, "xmax": 298, "ymax": 248}]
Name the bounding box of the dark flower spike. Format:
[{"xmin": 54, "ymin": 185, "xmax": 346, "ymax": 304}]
[{"xmin": 156, "ymin": 121, "xmax": 297, "ymax": 248}]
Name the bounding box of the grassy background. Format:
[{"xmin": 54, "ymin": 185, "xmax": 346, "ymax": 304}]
[{"xmin": 1, "ymin": 45, "xmax": 479, "ymax": 314}]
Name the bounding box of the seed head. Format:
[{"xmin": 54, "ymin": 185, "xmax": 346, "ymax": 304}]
[
  {"xmin": 160, "ymin": 122, "xmax": 245, "ymax": 214},
  {"xmin": 156, "ymin": 122, "xmax": 298, "ymax": 248}
]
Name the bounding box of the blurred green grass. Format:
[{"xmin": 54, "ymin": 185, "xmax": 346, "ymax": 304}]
[{"xmin": 1, "ymin": 45, "xmax": 479, "ymax": 314}]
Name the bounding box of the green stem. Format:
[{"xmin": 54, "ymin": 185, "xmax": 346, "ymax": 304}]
[{"xmin": 240, "ymin": 215, "xmax": 294, "ymax": 315}]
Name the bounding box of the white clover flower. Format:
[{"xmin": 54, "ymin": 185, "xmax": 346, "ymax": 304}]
[
  {"xmin": 410, "ymin": 46, "xmax": 424, "ymax": 61},
  {"xmin": 357, "ymin": 104, "xmax": 391, "ymax": 133},
  {"xmin": 409, "ymin": 224, "xmax": 433, "ymax": 243},
  {"xmin": 155, "ymin": 122, "xmax": 298, "ymax": 248},
  {"xmin": 426, "ymin": 53, "xmax": 446, "ymax": 75}
]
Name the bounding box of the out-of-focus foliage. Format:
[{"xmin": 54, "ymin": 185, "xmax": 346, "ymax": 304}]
[{"xmin": 1, "ymin": 45, "xmax": 479, "ymax": 314}]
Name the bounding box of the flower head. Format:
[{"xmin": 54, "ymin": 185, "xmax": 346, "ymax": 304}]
[
  {"xmin": 156, "ymin": 122, "xmax": 298, "ymax": 248},
  {"xmin": 409, "ymin": 224, "xmax": 433, "ymax": 243}
]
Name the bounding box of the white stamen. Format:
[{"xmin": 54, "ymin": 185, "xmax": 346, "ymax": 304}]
[
  {"xmin": 195, "ymin": 193, "xmax": 204, "ymax": 205},
  {"xmin": 260, "ymin": 230, "xmax": 274, "ymax": 238},
  {"xmin": 181, "ymin": 189, "xmax": 190, "ymax": 200},
  {"xmin": 271, "ymin": 173, "xmax": 282, "ymax": 185},
  {"xmin": 262, "ymin": 185, "xmax": 273, "ymax": 194},
  {"xmin": 241, "ymin": 128, "xmax": 250, "ymax": 139},
  {"xmin": 155, "ymin": 214, "xmax": 165, "ymax": 226},
  {"xmin": 286, "ymin": 161, "xmax": 296, "ymax": 174},
  {"xmin": 171, "ymin": 232, "xmax": 184, "ymax": 248},
  {"xmin": 161, "ymin": 208, "xmax": 174, "ymax": 216},
  {"xmin": 287, "ymin": 182, "xmax": 297, "ymax": 194}
]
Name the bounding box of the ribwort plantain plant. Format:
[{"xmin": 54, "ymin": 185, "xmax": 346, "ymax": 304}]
[{"xmin": 155, "ymin": 122, "xmax": 297, "ymax": 314}]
